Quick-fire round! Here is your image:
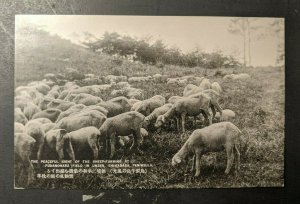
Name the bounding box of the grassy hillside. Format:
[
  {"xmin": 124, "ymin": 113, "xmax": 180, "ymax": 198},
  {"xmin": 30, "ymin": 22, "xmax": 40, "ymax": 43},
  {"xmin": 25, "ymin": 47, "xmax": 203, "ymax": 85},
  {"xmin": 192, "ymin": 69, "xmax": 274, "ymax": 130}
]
[{"xmin": 15, "ymin": 27, "xmax": 231, "ymax": 86}]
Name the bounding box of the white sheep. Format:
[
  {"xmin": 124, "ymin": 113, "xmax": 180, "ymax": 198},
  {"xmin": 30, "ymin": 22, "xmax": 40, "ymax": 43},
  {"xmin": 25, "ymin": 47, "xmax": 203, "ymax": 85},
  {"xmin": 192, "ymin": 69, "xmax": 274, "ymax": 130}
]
[
  {"xmin": 155, "ymin": 94, "xmax": 212, "ymax": 133},
  {"xmin": 215, "ymin": 109, "xmax": 236, "ymax": 121},
  {"xmin": 144, "ymin": 103, "xmax": 173, "ymax": 126},
  {"xmin": 135, "ymin": 95, "xmax": 165, "ymax": 116},
  {"xmin": 171, "ymin": 122, "xmax": 241, "ymax": 177},
  {"xmin": 15, "ymin": 108, "xmax": 28, "ymax": 125},
  {"xmin": 99, "ymin": 111, "xmax": 145, "ymax": 158},
  {"xmin": 24, "ymin": 100, "xmax": 41, "ymax": 120}
]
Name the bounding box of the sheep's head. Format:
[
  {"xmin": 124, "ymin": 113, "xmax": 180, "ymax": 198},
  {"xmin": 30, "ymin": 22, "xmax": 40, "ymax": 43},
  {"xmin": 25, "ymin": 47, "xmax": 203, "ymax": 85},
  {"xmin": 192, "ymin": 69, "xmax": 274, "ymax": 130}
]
[
  {"xmin": 155, "ymin": 115, "xmax": 165, "ymax": 128},
  {"xmin": 171, "ymin": 154, "xmax": 182, "ymax": 167}
]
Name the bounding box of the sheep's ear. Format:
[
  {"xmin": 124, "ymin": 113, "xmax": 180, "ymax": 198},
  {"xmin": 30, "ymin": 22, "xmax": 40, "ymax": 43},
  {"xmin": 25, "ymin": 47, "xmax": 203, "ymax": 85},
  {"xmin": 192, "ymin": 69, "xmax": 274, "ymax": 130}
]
[{"xmin": 162, "ymin": 116, "xmax": 165, "ymax": 123}]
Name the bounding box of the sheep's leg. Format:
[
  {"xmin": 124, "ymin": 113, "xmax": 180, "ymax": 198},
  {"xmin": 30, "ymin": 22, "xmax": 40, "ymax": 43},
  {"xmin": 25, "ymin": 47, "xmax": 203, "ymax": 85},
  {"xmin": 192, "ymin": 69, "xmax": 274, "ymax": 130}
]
[
  {"xmin": 214, "ymin": 102, "xmax": 223, "ymax": 120},
  {"xmin": 225, "ymin": 145, "xmax": 234, "ymax": 174},
  {"xmin": 211, "ymin": 153, "xmax": 218, "ymax": 173},
  {"xmin": 234, "ymin": 144, "xmax": 241, "ymax": 173},
  {"xmin": 193, "ymin": 116, "xmax": 197, "ymax": 127},
  {"xmin": 131, "ymin": 129, "xmax": 143, "ymax": 154},
  {"xmin": 88, "ymin": 138, "xmax": 99, "ymax": 160},
  {"xmin": 109, "ymin": 132, "xmax": 116, "ymax": 159},
  {"xmin": 194, "ymin": 149, "xmax": 202, "ymax": 177},
  {"xmin": 66, "ymin": 140, "xmax": 75, "ymax": 162},
  {"xmin": 203, "ymin": 109, "xmax": 212, "ymax": 126},
  {"xmin": 190, "ymin": 155, "xmax": 196, "ymax": 173},
  {"xmin": 176, "ymin": 117, "xmax": 180, "ymax": 131},
  {"xmin": 26, "ymin": 158, "xmax": 35, "ymax": 186},
  {"xmin": 37, "ymin": 142, "xmax": 45, "ymax": 168},
  {"xmin": 210, "ymin": 104, "xmax": 216, "ymax": 121},
  {"xmin": 181, "ymin": 113, "xmax": 186, "ymax": 133}
]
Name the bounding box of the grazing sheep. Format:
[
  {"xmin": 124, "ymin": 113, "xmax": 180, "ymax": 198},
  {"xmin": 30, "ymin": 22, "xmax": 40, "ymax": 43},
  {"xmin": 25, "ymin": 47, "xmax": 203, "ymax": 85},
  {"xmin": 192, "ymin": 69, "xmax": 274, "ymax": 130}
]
[
  {"xmin": 47, "ymin": 99, "xmax": 75, "ymax": 111},
  {"xmin": 99, "ymin": 111, "xmax": 145, "ymax": 158},
  {"xmin": 55, "ymin": 110, "xmax": 107, "ymax": 132},
  {"xmin": 72, "ymin": 93, "xmax": 103, "ymax": 105},
  {"xmin": 55, "ymin": 104, "xmax": 86, "ymax": 122},
  {"xmin": 128, "ymin": 98, "xmax": 141, "ymax": 107},
  {"xmin": 38, "ymin": 97, "xmax": 53, "ymax": 110},
  {"xmin": 168, "ymin": 96, "xmax": 184, "ymax": 104},
  {"xmin": 215, "ymin": 109, "xmax": 236, "ymax": 121},
  {"xmin": 32, "ymin": 108, "xmax": 62, "ymax": 122},
  {"xmin": 41, "ymin": 123, "xmax": 56, "ymax": 133},
  {"xmin": 14, "ymin": 133, "xmax": 36, "ymax": 187},
  {"xmin": 223, "ymin": 73, "xmax": 250, "ymax": 81},
  {"xmin": 66, "ymin": 127, "xmax": 101, "ymax": 160},
  {"xmin": 190, "ymin": 89, "xmax": 222, "ymax": 120},
  {"xmin": 25, "ymin": 121, "xmax": 45, "ymax": 162},
  {"xmin": 155, "ymin": 94, "xmax": 212, "ymax": 133},
  {"xmin": 15, "ymin": 122, "xmax": 25, "ymax": 133},
  {"xmin": 15, "ymin": 108, "xmax": 28, "ymax": 125},
  {"xmin": 130, "ymin": 101, "xmax": 142, "ymax": 111},
  {"xmin": 167, "ymin": 78, "xmax": 187, "ymax": 88},
  {"xmin": 23, "ymin": 102, "xmax": 41, "ymax": 120},
  {"xmin": 98, "ymin": 96, "xmax": 131, "ymax": 117},
  {"xmin": 171, "ymin": 122, "xmax": 241, "ymax": 177},
  {"xmin": 135, "ymin": 95, "xmax": 165, "ymax": 116},
  {"xmin": 211, "ymin": 82, "xmax": 222, "ymax": 94},
  {"xmin": 144, "ymin": 103, "xmax": 173, "ymax": 126},
  {"xmin": 125, "ymin": 87, "xmax": 144, "ymax": 99},
  {"xmin": 44, "ymin": 129, "xmax": 75, "ymax": 161},
  {"xmin": 46, "ymin": 88, "xmax": 60, "ymax": 99},
  {"xmin": 31, "ymin": 82, "xmax": 51, "ymax": 95},
  {"xmin": 118, "ymin": 128, "xmax": 149, "ymax": 147}
]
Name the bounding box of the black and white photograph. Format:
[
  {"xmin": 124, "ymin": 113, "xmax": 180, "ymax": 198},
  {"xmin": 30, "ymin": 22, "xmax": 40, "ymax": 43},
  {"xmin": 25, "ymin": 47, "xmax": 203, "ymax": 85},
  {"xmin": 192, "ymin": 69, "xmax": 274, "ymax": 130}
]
[{"xmin": 14, "ymin": 15, "xmax": 284, "ymax": 190}]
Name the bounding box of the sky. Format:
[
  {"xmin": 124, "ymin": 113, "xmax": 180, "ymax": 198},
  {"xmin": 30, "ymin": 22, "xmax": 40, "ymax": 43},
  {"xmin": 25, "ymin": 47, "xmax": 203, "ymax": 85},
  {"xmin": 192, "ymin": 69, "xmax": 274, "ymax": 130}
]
[{"xmin": 16, "ymin": 15, "xmax": 284, "ymax": 66}]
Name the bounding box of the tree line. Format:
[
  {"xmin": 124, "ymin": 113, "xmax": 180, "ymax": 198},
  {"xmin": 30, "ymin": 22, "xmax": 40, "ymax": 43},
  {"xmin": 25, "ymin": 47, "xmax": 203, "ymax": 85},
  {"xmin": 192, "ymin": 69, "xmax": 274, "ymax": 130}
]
[{"xmin": 82, "ymin": 32, "xmax": 241, "ymax": 69}]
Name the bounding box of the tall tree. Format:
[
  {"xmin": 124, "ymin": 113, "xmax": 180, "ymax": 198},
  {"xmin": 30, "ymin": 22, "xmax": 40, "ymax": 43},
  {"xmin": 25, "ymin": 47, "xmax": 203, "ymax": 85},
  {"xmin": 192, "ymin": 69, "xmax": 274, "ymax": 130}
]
[{"xmin": 228, "ymin": 18, "xmax": 248, "ymax": 67}]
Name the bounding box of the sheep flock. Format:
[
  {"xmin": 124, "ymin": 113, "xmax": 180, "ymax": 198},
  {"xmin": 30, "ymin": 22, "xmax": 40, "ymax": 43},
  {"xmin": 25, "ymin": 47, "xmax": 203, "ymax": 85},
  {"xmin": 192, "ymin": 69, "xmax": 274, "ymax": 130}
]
[{"xmin": 14, "ymin": 67, "xmax": 261, "ymax": 189}]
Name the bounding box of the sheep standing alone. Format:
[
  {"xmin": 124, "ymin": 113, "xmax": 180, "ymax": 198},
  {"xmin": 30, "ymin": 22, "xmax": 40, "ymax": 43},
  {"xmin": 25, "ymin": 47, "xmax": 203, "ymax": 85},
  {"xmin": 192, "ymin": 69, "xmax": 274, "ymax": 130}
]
[
  {"xmin": 171, "ymin": 122, "xmax": 241, "ymax": 177},
  {"xmin": 99, "ymin": 111, "xmax": 145, "ymax": 158}
]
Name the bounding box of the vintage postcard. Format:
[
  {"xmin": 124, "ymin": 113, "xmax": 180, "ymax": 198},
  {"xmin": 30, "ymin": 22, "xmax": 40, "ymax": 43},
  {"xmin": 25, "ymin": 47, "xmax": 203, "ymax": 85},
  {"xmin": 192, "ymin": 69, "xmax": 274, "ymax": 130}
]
[{"xmin": 14, "ymin": 15, "xmax": 284, "ymax": 189}]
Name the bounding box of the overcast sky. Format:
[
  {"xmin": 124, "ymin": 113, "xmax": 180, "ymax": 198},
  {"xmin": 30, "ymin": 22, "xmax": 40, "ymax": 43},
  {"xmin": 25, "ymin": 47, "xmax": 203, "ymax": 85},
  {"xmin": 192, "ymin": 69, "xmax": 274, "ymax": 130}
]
[{"xmin": 16, "ymin": 15, "xmax": 284, "ymax": 66}]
